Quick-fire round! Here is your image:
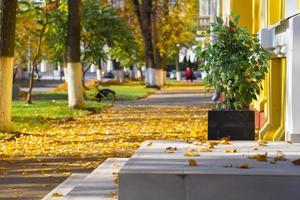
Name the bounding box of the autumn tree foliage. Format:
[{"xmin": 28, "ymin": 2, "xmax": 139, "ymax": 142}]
[
  {"xmin": 16, "ymin": 0, "xmax": 60, "ymax": 103},
  {"xmin": 130, "ymin": 0, "xmax": 198, "ymax": 87}
]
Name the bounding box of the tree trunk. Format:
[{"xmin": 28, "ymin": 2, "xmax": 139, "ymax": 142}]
[
  {"xmin": 175, "ymin": 56, "xmax": 181, "ymax": 81},
  {"xmin": 96, "ymin": 59, "xmax": 102, "ymax": 81},
  {"xmin": 115, "ymin": 69, "xmax": 124, "ymax": 83},
  {"xmin": 82, "ymin": 63, "xmax": 92, "ymax": 90},
  {"xmin": 96, "ymin": 68, "xmax": 102, "ymax": 81},
  {"xmin": 0, "ymin": 0, "xmax": 17, "ymax": 131},
  {"xmin": 63, "ymin": 53, "xmax": 68, "ymax": 82},
  {"xmin": 67, "ymin": 0, "xmax": 84, "ymax": 109},
  {"xmin": 26, "ymin": 62, "xmax": 36, "ymax": 104},
  {"xmin": 26, "ymin": 25, "xmax": 47, "ymax": 103},
  {"xmin": 63, "ymin": 62, "xmax": 68, "ymax": 83},
  {"xmin": 132, "ymin": 0, "xmax": 156, "ymax": 87}
]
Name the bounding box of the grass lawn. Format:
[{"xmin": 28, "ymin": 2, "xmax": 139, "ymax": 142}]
[
  {"xmin": 32, "ymin": 85, "xmax": 156, "ymax": 101},
  {"xmin": 10, "ymin": 100, "xmax": 105, "ymax": 134},
  {"xmin": 0, "ymin": 85, "xmax": 156, "ymax": 136}
]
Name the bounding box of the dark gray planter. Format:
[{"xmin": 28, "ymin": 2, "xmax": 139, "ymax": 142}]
[{"xmin": 208, "ymin": 110, "xmax": 255, "ymax": 140}]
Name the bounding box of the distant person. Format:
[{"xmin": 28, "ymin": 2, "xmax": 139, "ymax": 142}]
[
  {"xmin": 185, "ymin": 67, "xmax": 191, "ymax": 82},
  {"xmin": 190, "ymin": 67, "xmax": 195, "ymax": 83}
]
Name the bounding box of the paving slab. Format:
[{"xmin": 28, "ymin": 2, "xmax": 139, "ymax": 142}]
[
  {"xmin": 119, "ymin": 141, "xmax": 300, "ymax": 200},
  {"xmin": 42, "ymin": 173, "xmax": 88, "ymax": 200},
  {"xmin": 117, "ymin": 89, "xmax": 214, "ymax": 106},
  {"xmin": 63, "ymin": 158, "xmax": 128, "ymax": 200}
]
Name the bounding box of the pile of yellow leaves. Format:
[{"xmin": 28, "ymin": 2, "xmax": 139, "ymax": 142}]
[{"xmin": 0, "ymin": 105, "xmax": 208, "ymax": 160}]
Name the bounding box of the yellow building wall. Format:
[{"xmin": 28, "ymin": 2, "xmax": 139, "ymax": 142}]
[
  {"xmin": 260, "ymin": 0, "xmax": 286, "ymax": 141},
  {"xmin": 230, "ymin": 0, "xmax": 262, "ymax": 33},
  {"xmin": 231, "ymin": 0, "xmax": 254, "ymax": 32},
  {"xmin": 229, "ymin": 0, "xmax": 287, "ymax": 141}
]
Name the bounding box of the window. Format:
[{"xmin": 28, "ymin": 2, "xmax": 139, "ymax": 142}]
[
  {"xmin": 261, "ymin": 0, "xmax": 267, "ymax": 28},
  {"xmin": 200, "ymin": 0, "xmax": 211, "ymax": 16}
]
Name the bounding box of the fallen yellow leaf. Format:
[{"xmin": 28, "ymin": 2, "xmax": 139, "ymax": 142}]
[
  {"xmin": 165, "ymin": 147, "xmax": 177, "ymax": 153},
  {"xmin": 224, "ymin": 149, "xmax": 237, "ymax": 153},
  {"xmin": 50, "ymin": 193, "xmax": 64, "ymax": 197},
  {"xmin": 198, "ymin": 148, "xmax": 212, "ymax": 152},
  {"xmin": 184, "ymin": 152, "xmax": 200, "ymax": 157},
  {"xmin": 238, "ymin": 163, "xmax": 249, "ymax": 169},
  {"xmin": 219, "ymin": 137, "xmax": 231, "ymax": 145},
  {"xmin": 188, "ymin": 159, "xmax": 197, "ymax": 167},
  {"xmin": 248, "ymin": 153, "xmax": 268, "ymax": 162}
]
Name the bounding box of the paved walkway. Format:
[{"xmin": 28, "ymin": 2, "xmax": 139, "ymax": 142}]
[
  {"xmin": 0, "ymin": 88, "xmax": 213, "ymax": 200},
  {"xmin": 118, "ymin": 89, "xmax": 213, "ymax": 106}
]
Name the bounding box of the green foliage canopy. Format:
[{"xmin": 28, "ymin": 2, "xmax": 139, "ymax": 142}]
[{"xmin": 195, "ymin": 15, "xmax": 269, "ymax": 110}]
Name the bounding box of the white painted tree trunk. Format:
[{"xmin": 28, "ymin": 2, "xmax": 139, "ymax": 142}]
[
  {"xmin": 63, "ymin": 66, "xmax": 68, "ymax": 83},
  {"xmin": 176, "ymin": 71, "xmax": 181, "ymax": 81},
  {"xmin": 0, "ymin": 57, "xmax": 14, "ymax": 131},
  {"xmin": 115, "ymin": 69, "xmax": 124, "ymax": 83},
  {"xmin": 67, "ymin": 62, "xmax": 84, "ymax": 109},
  {"xmin": 128, "ymin": 69, "xmax": 133, "ymax": 80},
  {"xmin": 107, "ymin": 59, "xmax": 114, "ymax": 71},
  {"xmin": 155, "ymin": 68, "xmax": 164, "ymax": 88},
  {"xmin": 145, "ymin": 67, "xmax": 156, "ymax": 87},
  {"xmin": 136, "ymin": 70, "xmax": 142, "ymax": 79},
  {"xmin": 41, "ymin": 60, "xmax": 47, "ymax": 72},
  {"xmin": 96, "ymin": 68, "xmax": 102, "ymax": 81},
  {"xmin": 132, "ymin": 65, "xmax": 139, "ymax": 79},
  {"xmin": 90, "ymin": 64, "xmax": 96, "ymax": 73}
]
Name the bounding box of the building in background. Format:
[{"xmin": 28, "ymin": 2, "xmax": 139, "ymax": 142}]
[{"xmin": 198, "ymin": 0, "xmax": 300, "ymax": 142}]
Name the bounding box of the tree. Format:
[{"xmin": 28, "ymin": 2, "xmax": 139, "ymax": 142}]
[
  {"xmin": 66, "ymin": 0, "xmax": 84, "ymax": 109},
  {"xmin": 16, "ymin": 0, "xmax": 52, "ymax": 104},
  {"xmin": 81, "ymin": 0, "xmax": 138, "ymax": 84},
  {"xmin": 0, "ymin": 0, "xmax": 17, "ymax": 131},
  {"xmin": 130, "ymin": 0, "xmax": 198, "ymax": 87},
  {"xmin": 155, "ymin": 0, "xmax": 198, "ymax": 83},
  {"xmin": 132, "ymin": 0, "xmax": 156, "ymax": 87},
  {"xmin": 45, "ymin": 0, "xmax": 68, "ymax": 81}
]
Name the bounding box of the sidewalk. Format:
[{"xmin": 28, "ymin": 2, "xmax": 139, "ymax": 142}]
[{"xmin": 1, "ymin": 88, "xmax": 212, "ymax": 200}]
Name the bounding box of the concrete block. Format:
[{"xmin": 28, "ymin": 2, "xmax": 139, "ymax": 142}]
[{"xmin": 119, "ymin": 141, "xmax": 300, "ymax": 200}]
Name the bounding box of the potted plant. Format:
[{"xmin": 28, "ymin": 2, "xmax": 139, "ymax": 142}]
[{"xmin": 195, "ymin": 15, "xmax": 269, "ymax": 140}]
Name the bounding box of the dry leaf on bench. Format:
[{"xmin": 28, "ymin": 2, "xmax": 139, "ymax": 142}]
[
  {"xmin": 189, "ymin": 159, "xmax": 198, "ymax": 167},
  {"xmin": 273, "ymin": 151, "xmax": 287, "ymax": 161},
  {"xmin": 224, "ymin": 149, "xmax": 237, "ymax": 153},
  {"xmin": 248, "ymin": 153, "xmax": 268, "ymax": 162},
  {"xmin": 238, "ymin": 163, "xmax": 249, "ymax": 169},
  {"xmin": 292, "ymin": 159, "xmax": 300, "ymax": 166},
  {"xmin": 51, "ymin": 193, "xmax": 64, "ymax": 197},
  {"xmin": 198, "ymin": 148, "xmax": 212, "ymax": 152},
  {"xmin": 184, "ymin": 152, "xmax": 200, "ymax": 157},
  {"xmin": 219, "ymin": 137, "xmax": 231, "ymax": 145},
  {"xmin": 165, "ymin": 147, "xmax": 177, "ymax": 153}
]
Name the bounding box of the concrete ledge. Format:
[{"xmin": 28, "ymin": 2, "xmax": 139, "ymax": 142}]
[
  {"xmin": 119, "ymin": 141, "xmax": 300, "ymax": 200},
  {"xmin": 63, "ymin": 158, "xmax": 128, "ymax": 200},
  {"xmin": 290, "ymin": 133, "xmax": 300, "ymax": 143},
  {"xmin": 42, "ymin": 173, "xmax": 88, "ymax": 200}
]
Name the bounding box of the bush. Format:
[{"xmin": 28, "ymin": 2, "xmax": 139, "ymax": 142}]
[{"xmin": 195, "ymin": 15, "xmax": 269, "ymax": 110}]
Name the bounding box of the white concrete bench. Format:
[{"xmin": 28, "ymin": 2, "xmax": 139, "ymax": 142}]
[{"xmin": 119, "ymin": 141, "xmax": 300, "ymax": 200}]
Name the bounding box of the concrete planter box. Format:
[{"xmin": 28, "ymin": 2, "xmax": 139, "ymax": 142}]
[{"xmin": 208, "ymin": 110, "xmax": 255, "ymax": 140}]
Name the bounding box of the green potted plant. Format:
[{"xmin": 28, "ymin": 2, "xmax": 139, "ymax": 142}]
[{"xmin": 195, "ymin": 15, "xmax": 269, "ymax": 140}]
